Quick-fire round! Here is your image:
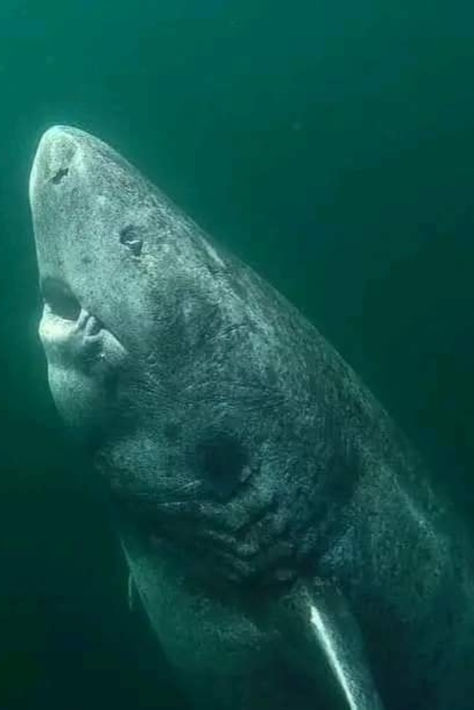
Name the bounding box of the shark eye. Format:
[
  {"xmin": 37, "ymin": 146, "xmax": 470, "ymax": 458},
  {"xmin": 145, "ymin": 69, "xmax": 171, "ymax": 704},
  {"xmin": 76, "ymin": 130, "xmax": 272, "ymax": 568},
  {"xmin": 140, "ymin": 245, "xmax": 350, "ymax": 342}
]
[
  {"xmin": 41, "ymin": 278, "xmax": 81, "ymax": 321},
  {"xmin": 119, "ymin": 224, "xmax": 143, "ymax": 256}
]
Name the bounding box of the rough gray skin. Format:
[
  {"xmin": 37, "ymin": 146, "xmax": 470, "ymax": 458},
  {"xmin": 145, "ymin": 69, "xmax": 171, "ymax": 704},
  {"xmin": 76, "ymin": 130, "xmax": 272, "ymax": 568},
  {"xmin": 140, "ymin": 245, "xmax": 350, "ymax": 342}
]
[{"xmin": 29, "ymin": 126, "xmax": 474, "ymax": 710}]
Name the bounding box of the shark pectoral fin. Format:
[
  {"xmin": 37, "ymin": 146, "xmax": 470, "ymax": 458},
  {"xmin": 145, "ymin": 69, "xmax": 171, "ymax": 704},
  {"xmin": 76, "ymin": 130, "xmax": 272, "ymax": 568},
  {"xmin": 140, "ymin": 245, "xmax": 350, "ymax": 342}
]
[{"xmin": 269, "ymin": 580, "xmax": 384, "ymax": 710}]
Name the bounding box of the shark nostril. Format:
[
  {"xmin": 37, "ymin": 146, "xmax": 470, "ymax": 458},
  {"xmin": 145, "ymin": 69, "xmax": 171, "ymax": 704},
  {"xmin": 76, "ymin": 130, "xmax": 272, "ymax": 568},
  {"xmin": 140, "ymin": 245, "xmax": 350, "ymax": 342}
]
[
  {"xmin": 41, "ymin": 277, "xmax": 81, "ymax": 321},
  {"xmin": 51, "ymin": 167, "xmax": 69, "ymax": 185}
]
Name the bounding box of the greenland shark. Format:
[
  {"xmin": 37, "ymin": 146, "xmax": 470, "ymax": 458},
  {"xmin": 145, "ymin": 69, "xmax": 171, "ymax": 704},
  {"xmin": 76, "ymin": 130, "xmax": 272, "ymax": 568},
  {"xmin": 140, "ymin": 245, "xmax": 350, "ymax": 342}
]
[{"xmin": 29, "ymin": 126, "xmax": 474, "ymax": 710}]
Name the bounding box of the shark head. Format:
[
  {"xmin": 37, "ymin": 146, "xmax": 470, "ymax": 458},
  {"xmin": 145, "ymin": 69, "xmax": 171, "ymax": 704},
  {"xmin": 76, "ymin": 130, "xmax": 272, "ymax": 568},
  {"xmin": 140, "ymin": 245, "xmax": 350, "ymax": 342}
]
[
  {"xmin": 30, "ymin": 126, "xmax": 357, "ymax": 586},
  {"xmin": 29, "ymin": 126, "xmax": 226, "ymax": 429}
]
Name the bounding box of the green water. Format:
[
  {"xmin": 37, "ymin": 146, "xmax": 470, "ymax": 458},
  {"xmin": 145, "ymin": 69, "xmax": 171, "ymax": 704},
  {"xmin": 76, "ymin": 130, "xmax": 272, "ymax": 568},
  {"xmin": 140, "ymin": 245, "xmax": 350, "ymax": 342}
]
[{"xmin": 1, "ymin": 1, "xmax": 473, "ymax": 708}]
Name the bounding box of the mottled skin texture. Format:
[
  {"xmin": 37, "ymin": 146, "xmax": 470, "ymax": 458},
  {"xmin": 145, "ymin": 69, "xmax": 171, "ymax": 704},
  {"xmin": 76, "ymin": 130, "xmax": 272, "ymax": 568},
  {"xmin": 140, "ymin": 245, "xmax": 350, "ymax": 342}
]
[{"xmin": 30, "ymin": 126, "xmax": 474, "ymax": 710}]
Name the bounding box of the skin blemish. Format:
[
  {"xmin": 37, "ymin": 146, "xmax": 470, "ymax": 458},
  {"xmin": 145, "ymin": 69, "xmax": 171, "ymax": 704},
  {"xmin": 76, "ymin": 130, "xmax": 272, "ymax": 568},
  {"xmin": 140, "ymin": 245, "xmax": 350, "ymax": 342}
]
[
  {"xmin": 194, "ymin": 433, "xmax": 249, "ymax": 500},
  {"xmin": 119, "ymin": 225, "xmax": 143, "ymax": 257},
  {"xmin": 51, "ymin": 167, "xmax": 69, "ymax": 185},
  {"xmin": 164, "ymin": 422, "xmax": 181, "ymax": 442}
]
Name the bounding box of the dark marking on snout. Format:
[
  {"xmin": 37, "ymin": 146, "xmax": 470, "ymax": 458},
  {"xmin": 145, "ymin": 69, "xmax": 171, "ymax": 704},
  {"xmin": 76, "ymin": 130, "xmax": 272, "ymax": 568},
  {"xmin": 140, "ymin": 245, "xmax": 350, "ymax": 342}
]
[
  {"xmin": 194, "ymin": 433, "xmax": 249, "ymax": 500},
  {"xmin": 119, "ymin": 225, "xmax": 143, "ymax": 256},
  {"xmin": 51, "ymin": 167, "xmax": 69, "ymax": 185}
]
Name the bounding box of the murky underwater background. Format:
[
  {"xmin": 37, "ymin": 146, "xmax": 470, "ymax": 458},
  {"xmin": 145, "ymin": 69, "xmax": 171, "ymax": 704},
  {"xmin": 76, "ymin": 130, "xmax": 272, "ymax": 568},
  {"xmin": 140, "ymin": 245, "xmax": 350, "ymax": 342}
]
[{"xmin": 0, "ymin": 1, "xmax": 473, "ymax": 708}]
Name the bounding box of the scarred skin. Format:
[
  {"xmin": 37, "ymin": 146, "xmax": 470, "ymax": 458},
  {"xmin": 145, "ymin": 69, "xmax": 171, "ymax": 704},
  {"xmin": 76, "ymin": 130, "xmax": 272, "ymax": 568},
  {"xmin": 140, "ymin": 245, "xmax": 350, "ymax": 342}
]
[{"xmin": 29, "ymin": 126, "xmax": 474, "ymax": 710}]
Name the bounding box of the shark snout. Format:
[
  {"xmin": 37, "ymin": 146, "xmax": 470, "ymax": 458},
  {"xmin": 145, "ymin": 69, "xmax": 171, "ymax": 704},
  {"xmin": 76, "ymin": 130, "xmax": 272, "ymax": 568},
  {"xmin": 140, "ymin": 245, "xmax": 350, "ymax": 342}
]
[{"xmin": 29, "ymin": 125, "xmax": 82, "ymax": 203}]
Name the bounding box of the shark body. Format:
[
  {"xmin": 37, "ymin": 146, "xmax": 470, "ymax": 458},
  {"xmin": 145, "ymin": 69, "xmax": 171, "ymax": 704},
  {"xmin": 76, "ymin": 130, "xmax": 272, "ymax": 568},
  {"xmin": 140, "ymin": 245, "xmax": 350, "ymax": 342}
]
[{"xmin": 29, "ymin": 126, "xmax": 474, "ymax": 710}]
